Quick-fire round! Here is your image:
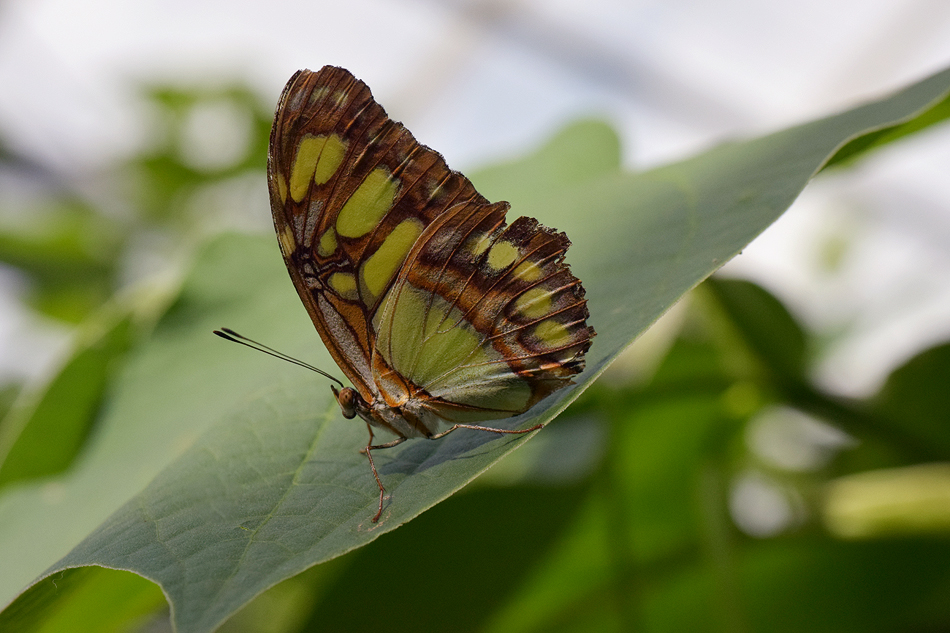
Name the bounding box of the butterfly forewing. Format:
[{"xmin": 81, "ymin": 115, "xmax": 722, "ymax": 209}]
[{"xmin": 267, "ymin": 67, "xmax": 488, "ymax": 400}]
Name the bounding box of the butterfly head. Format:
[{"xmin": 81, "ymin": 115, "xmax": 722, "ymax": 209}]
[{"xmin": 331, "ymin": 385, "xmax": 363, "ymax": 420}]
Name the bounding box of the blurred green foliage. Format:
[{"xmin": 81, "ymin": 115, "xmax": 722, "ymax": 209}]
[
  {"xmin": 0, "ymin": 312, "xmax": 135, "ymax": 486},
  {"xmin": 131, "ymin": 85, "xmax": 271, "ymax": 224},
  {"xmin": 0, "ymin": 83, "xmax": 273, "ymax": 326},
  {"xmin": 0, "ymin": 82, "xmax": 275, "ymax": 481}
]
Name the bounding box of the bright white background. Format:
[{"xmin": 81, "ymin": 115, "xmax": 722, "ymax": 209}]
[{"xmin": 0, "ymin": 0, "xmax": 948, "ymax": 398}]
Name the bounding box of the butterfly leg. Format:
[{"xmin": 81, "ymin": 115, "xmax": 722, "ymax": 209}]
[
  {"xmin": 360, "ymin": 422, "xmax": 407, "ymax": 522},
  {"xmin": 427, "ymin": 422, "xmax": 543, "ymax": 441}
]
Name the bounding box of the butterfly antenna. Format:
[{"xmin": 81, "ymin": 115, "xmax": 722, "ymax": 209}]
[{"xmin": 213, "ymin": 327, "xmax": 345, "ymax": 389}]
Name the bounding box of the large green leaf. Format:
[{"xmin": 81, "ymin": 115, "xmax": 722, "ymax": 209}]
[{"xmin": 2, "ymin": 66, "xmax": 949, "ymax": 632}]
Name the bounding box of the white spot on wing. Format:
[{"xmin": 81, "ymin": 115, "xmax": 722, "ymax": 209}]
[{"xmin": 304, "ymin": 199, "xmax": 323, "ymax": 246}]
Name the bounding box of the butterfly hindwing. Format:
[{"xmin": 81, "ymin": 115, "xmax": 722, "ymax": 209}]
[
  {"xmin": 267, "ymin": 67, "xmax": 488, "ymax": 400},
  {"xmin": 371, "ymin": 199, "xmax": 594, "ymax": 423}
]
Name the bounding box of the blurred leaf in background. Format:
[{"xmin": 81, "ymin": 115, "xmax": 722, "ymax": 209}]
[
  {"xmin": 0, "ymin": 83, "xmax": 274, "ymax": 327},
  {"xmin": 0, "ymin": 81, "xmax": 276, "ymax": 487},
  {"xmin": 130, "ymin": 85, "xmax": 272, "ymax": 226}
]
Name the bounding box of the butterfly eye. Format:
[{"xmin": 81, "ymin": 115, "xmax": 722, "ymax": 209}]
[{"xmin": 333, "ymin": 386, "xmax": 359, "ymax": 419}]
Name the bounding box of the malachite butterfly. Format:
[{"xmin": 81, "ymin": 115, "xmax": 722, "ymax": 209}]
[{"xmin": 222, "ymin": 66, "xmax": 594, "ymax": 523}]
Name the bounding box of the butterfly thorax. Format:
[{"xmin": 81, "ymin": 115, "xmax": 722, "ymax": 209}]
[{"xmin": 331, "ymin": 384, "xmax": 438, "ymax": 439}]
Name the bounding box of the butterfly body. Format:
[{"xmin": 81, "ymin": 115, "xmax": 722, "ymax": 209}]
[{"xmin": 267, "ymin": 66, "xmax": 594, "ymax": 520}]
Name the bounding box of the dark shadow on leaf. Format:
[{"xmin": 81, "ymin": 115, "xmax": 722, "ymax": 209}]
[{"xmin": 375, "ymin": 414, "xmax": 543, "ymax": 480}]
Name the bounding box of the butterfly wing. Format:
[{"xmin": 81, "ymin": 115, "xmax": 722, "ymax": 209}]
[
  {"xmin": 371, "ymin": 199, "xmax": 595, "ymax": 425},
  {"xmin": 267, "ymin": 66, "xmax": 487, "ymax": 400}
]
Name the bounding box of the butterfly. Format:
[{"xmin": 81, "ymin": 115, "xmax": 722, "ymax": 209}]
[{"xmin": 244, "ymin": 66, "xmax": 593, "ymax": 522}]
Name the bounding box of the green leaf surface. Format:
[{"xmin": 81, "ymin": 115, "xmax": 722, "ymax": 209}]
[{"xmin": 2, "ymin": 66, "xmax": 949, "ymax": 632}]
